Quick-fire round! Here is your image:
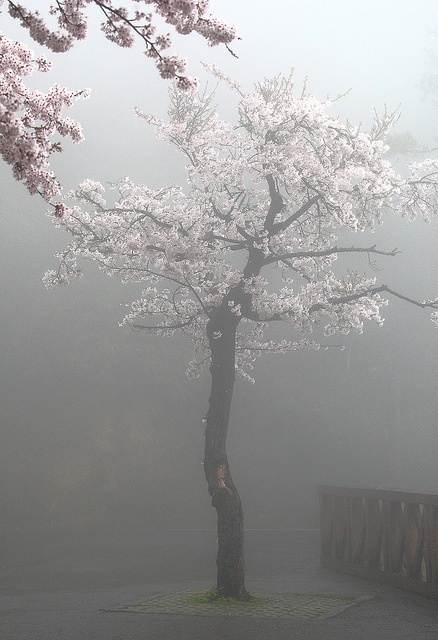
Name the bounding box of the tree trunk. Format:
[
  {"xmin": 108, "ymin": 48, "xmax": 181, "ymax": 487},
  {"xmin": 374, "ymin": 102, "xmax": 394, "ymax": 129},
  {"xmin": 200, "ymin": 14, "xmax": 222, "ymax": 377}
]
[{"xmin": 203, "ymin": 308, "xmax": 248, "ymax": 600}]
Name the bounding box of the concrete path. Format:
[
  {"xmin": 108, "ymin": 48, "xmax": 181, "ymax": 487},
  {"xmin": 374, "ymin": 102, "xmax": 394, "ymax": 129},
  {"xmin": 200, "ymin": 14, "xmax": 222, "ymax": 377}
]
[{"xmin": 2, "ymin": 528, "xmax": 437, "ymax": 639}]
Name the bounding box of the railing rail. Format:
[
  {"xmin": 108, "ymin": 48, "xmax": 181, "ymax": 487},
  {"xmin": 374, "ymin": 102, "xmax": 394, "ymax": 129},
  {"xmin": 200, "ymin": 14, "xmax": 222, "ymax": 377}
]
[{"xmin": 318, "ymin": 485, "xmax": 438, "ymax": 598}]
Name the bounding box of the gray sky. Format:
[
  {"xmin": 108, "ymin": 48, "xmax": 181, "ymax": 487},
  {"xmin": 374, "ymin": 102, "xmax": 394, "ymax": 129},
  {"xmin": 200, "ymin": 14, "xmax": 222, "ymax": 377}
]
[{"xmin": 1, "ymin": 1, "xmax": 437, "ymax": 535}]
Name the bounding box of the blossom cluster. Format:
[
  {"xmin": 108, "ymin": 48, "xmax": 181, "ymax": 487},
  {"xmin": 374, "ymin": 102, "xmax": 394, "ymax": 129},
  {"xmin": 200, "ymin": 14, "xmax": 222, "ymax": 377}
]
[
  {"xmin": 0, "ymin": 32, "xmax": 88, "ymax": 199},
  {"xmin": 398, "ymin": 158, "xmax": 438, "ymax": 223},
  {"xmin": 45, "ymin": 71, "xmax": 438, "ymax": 380},
  {"xmin": 5, "ymin": 1, "xmax": 237, "ymax": 89},
  {"xmin": 1, "ymin": 1, "xmax": 236, "ymax": 197}
]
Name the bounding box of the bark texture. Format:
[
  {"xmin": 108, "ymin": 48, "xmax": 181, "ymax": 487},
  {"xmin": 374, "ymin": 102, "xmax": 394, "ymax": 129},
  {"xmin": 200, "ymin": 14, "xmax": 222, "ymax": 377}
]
[{"xmin": 203, "ymin": 306, "xmax": 248, "ymax": 600}]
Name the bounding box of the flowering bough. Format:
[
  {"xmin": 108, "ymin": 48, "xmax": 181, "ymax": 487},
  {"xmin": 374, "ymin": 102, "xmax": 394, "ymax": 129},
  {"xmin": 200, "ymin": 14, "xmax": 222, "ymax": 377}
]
[
  {"xmin": 4, "ymin": 1, "xmax": 237, "ymax": 90},
  {"xmin": 45, "ymin": 71, "xmax": 438, "ymax": 599},
  {"xmin": 0, "ymin": 33, "xmax": 88, "ymax": 199},
  {"xmin": 1, "ymin": 2, "xmax": 236, "ymax": 200}
]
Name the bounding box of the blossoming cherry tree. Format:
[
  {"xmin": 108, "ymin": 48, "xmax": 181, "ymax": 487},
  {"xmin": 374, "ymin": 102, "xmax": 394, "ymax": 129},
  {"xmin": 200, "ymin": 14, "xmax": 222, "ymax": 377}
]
[{"xmin": 45, "ymin": 71, "xmax": 438, "ymax": 599}]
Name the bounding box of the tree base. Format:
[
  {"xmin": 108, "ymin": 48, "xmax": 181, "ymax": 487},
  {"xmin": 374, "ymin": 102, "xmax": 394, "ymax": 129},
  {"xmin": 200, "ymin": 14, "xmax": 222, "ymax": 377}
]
[{"xmin": 200, "ymin": 587, "xmax": 254, "ymax": 603}]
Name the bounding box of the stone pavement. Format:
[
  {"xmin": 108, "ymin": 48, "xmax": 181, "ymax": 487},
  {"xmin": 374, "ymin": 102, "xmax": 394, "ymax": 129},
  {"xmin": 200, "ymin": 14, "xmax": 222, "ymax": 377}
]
[{"xmin": 2, "ymin": 528, "xmax": 437, "ymax": 639}]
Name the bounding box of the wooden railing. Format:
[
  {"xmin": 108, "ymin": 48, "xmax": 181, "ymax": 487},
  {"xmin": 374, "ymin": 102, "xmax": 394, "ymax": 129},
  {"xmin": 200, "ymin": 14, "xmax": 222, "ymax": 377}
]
[{"xmin": 318, "ymin": 485, "xmax": 438, "ymax": 597}]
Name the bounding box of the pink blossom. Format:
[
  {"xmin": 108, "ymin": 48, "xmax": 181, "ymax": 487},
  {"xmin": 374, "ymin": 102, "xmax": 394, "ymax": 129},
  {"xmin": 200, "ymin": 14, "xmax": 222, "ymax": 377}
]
[
  {"xmin": 54, "ymin": 202, "xmax": 68, "ymax": 218},
  {"xmin": 0, "ymin": 33, "xmax": 88, "ymax": 200},
  {"xmin": 6, "ymin": 1, "xmax": 237, "ymax": 86},
  {"xmin": 2, "ymin": 1, "xmax": 237, "ymax": 201}
]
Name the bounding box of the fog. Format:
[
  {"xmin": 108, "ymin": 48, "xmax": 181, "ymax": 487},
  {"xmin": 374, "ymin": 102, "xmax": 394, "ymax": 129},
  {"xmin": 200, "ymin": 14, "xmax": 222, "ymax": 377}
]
[{"xmin": 1, "ymin": 0, "xmax": 438, "ymax": 547}]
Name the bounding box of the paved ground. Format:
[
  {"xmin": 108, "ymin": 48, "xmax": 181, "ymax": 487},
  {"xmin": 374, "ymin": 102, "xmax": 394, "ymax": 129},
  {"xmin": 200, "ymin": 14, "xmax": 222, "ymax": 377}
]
[{"xmin": 1, "ymin": 528, "xmax": 437, "ymax": 639}]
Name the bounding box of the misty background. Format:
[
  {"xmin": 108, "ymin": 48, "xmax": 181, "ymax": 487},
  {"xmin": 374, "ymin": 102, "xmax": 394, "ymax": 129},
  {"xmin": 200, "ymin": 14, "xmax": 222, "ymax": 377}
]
[{"xmin": 1, "ymin": 1, "xmax": 437, "ymax": 542}]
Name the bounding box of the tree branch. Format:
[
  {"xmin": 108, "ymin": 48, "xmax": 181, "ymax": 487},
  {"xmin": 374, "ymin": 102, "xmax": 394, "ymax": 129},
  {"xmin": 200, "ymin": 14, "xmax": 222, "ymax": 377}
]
[
  {"xmin": 309, "ymin": 284, "xmax": 438, "ymax": 312},
  {"xmin": 202, "ymin": 230, "xmax": 246, "ymax": 247},
  {"xmin": 270, "ymin": 194, "xmax": 320, "ymax": 234},
  {"xmin": 103, "ymin": 207, "xmax": 173, "ymax": 230},
  {"xmin": 263, "ymin": 244, "xmax": 400, "ymax": 266},
  {"xmin": 263, "ymin": 173, "xmax": 284, "ymax": 232},
  {"xmin": 129, "ymin": 318, "xmax": 195, "ymax": 331}
]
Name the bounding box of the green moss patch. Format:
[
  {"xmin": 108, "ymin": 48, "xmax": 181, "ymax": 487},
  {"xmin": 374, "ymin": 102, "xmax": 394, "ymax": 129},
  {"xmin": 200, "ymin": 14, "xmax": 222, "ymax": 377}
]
[
  {"xmin": 124, "ymin": 589, "xmax": 373, "ymax": 619},
  {"xmin": 186, "ymin": 588, "xmax": 263, "ymax": 606}
]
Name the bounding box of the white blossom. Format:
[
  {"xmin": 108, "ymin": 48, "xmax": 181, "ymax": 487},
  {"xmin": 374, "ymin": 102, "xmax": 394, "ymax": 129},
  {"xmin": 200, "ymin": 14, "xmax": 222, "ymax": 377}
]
[{"xmin": 47, "ymin": 72, "xmax": 438, "ymax": 380}]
